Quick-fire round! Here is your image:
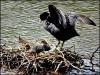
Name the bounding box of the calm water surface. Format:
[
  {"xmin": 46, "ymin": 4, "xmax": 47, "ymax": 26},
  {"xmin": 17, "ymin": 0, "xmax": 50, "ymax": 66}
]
[{"xmin": 1, "ymin": 1, "xmax": 99, "ymax": 54}]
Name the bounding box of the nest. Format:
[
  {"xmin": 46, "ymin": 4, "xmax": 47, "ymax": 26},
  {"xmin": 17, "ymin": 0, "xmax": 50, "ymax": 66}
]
[{"xmin": 0, "ymin": 37, "xmax": 83, "ymax": 75}]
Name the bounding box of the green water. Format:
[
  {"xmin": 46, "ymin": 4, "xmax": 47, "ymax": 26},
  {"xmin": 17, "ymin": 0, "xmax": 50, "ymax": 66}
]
[{"xmin": 1, "ymin": 1, "xmax": 99, "ymax": 54}]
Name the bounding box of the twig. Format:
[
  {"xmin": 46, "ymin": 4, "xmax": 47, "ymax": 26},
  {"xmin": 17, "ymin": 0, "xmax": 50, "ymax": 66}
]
[
  {"xmin": 55, "ymin": 61, "xmax": 63, "ymax": 72},
  {"xmin": 21, "ymin": 52, "xmax": 30, "ymax": 63},
  {"xmin": 90, "ymin": 46, "xmax": 100, "ymax": 70}
]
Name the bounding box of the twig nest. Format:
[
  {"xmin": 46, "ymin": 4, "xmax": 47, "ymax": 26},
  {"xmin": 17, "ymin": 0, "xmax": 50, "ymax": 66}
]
[{"xmin": 1, "ymin": 38, "xmax": 84, "ymax": 75}]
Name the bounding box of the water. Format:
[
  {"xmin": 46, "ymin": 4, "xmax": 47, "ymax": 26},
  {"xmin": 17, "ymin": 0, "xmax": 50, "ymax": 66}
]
[{"xmin": 1, "ymin": 1, "xmax": 99, "ymax": 54}]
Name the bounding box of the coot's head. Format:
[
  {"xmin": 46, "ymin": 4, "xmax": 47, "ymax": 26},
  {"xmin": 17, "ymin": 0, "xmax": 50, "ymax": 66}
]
[{"xmin": 40, "ymin": 12, "xmax": 49, "ymax": 21}]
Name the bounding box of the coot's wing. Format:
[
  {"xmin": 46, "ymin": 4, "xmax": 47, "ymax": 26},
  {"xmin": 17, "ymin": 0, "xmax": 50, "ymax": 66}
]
[
  {"xmin": 77, "ymin": 15, "xmax": 96, "ymax": 26},
  {"xmin": 48, "ymin": 5, "xmax": 66, "ymax": 29},
  {"xmin": 67, "ymin": 12, "xmax": 96, "ymax": 27}
]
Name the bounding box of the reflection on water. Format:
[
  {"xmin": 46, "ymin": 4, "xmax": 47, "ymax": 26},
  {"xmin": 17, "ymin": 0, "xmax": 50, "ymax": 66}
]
[{"xmin": 1, "ymin": 1, "xmax": 99, "ymax": 54}]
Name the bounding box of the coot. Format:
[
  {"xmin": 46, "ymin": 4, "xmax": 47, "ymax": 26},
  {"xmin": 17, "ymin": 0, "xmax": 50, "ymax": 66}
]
[{"xmin": 40, "ymin": 5, "xmax": 96, "ymax": 49}]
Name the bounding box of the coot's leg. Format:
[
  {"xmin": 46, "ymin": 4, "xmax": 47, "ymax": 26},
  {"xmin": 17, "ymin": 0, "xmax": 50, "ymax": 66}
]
[
  {"xmin": 56, "ymin": 41, "xmax": 60, "ymax": 48},
  {"xmin": 60, "ymin": 41, "xmax": 64, "ymax": 50}
]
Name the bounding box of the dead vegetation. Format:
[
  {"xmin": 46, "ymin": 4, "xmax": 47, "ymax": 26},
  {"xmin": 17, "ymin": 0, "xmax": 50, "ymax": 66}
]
[{"xmin": 0, "ymin": 37, "xmax": 99, "ymax": 75}]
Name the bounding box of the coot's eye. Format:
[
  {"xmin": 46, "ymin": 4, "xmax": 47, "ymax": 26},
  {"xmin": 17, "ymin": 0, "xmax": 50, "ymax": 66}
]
[{"xmin": 40, "ymin": 12, "xmax": 49, "ymax": 21}]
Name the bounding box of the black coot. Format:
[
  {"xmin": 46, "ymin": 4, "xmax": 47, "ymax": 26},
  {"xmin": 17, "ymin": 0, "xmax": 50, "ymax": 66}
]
[{"xmin": 40, "ymin": 5, "xmax": 96, "ymax": 49}]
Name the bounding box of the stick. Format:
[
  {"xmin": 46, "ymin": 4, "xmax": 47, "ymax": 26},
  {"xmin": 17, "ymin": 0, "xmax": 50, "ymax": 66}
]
[
  {"xmin": 55, "ymin": 61, "xmax": 63, "ymax": 72},
  {"xmin": 90, "ymin": 46, "xmax": 99, "ymax": 70}
]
